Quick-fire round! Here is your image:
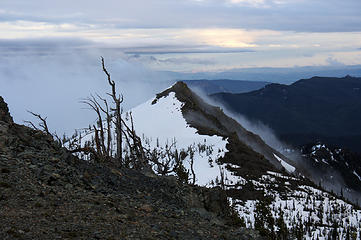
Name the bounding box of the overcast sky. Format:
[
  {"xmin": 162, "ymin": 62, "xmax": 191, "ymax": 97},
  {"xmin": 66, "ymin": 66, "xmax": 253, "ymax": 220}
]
[
  {"xmin": 1, "ymin": 0, "xmax": 361, "ymax": 133},
  {"xmin": 1, "ymin": 0, "xmax": 361, "ymax": 70}
]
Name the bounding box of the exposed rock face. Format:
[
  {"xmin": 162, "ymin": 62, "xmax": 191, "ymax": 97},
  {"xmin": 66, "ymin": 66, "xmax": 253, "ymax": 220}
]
[{"xmin": 0, "ymin": 96, "xmax": 13, "ymax": 123}]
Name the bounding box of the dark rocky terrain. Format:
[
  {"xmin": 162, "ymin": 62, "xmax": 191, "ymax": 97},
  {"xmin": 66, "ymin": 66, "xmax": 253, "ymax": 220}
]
[{"xmin": 0, "ymin": 96, "xmax": 262, "ymax": 240}]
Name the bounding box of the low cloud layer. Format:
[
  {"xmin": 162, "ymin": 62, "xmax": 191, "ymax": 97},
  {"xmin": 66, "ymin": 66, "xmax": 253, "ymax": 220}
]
[
  {"xmin": 128, "ymin": 54, "xmax": 217, "ymax": 66},
  {"xmin": 0, "ymin": 44, "xmax": 172, "ymax": 135},
  {"xmin": 1, "ymin": 37, "xmax": 361, "ymax": 137}
]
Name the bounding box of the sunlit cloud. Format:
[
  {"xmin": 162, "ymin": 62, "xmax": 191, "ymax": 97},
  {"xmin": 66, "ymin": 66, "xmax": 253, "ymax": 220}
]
[{"xmin": 187, "ymin": 29, "xmax": 257, "ymax": 48}]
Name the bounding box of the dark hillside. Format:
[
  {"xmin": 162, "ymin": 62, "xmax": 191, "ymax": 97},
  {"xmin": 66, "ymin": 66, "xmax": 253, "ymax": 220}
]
[{"xmin": 211, "ymin": 76, "xmax": 361, "ymax": 152}]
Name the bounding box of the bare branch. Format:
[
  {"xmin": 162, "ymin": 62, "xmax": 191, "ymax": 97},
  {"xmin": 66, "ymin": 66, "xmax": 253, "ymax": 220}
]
[
  {"xmin": 24, "ymin": 120, "xmax": 38, "ymax": 130},
  {"xmin": 26, "ymin": 110, "xmax": 50, "ymax": 135}
]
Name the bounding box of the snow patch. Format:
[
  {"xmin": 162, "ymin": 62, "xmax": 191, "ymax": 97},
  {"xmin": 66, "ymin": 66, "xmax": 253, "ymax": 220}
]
[
  {"xmin": 273, "ymin": 153, "xmax": 295, "ymax": 173},
  {"xmin": 353, "ymin": 171, "xmax": 361, "ymax": 181}
]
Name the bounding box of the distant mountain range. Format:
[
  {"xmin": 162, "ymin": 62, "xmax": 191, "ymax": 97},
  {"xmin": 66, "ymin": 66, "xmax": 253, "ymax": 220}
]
[
  {"xmin": 165, "ymin": 65, "xmax": 361, "ymax": 84},
  {"xmin": 182, "ymin": 79, "xmax": 270, "ymax": 95},
  {"xmin": 211, "ymin": 76, "xmax": 361, "ymax": 153}
]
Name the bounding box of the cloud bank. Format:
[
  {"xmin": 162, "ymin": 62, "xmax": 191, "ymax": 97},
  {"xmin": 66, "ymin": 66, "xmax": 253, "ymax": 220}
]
[{"xmin": 0, "ymin": 42, "xmax": 172, "ymax": 135}]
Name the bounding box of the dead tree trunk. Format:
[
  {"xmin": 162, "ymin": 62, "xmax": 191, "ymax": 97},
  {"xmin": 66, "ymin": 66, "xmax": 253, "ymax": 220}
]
[{"xmin": 101, "ymin": 57, "xmax": 123, "ymax": 163}]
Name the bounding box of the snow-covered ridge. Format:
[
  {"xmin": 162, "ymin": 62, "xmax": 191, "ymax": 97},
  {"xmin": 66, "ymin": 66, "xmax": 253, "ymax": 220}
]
[
  {"xmin": 74, "ymin": 85, "xmax": 361, "ymax": 239},
  {"xmin": 129, "ymin": 92, "xmax": 231, "ymax": 186},
  {"xmin": 76, "ymin": 89, "xmax": 242, "ymax": 188}
]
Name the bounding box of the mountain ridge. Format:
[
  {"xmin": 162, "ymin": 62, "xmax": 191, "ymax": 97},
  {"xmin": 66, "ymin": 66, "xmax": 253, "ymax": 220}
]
[
  {"xmin": 210, "ymin": 75, "xmax": 361, "ymax": 153},
  {"xmin": 154, "ymin": 81, "xmax": 294, "ymax": 176}
]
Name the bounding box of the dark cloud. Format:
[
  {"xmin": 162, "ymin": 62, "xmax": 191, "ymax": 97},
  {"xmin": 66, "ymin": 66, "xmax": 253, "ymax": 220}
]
[
  {"xmin": 0, "ymin": 38, "xmax": 251, "ymax": 60},
  {"xmin": 127, "ymin": 54, "xmax": 216, "ymax": 65},
  {"xmin": 0, "ymin": 38, "xmax": 97, "ymax": 57},
  {"xmin": 0, "ymin": 38, "xmax": 92, "ymax": 48},
  {"xmin": 159, "ymin": 57, "xmax": 216, "ymax": 65},
  {"xmin": 124, "ymin": 47, "xmax": 255, "ymax": 55}
]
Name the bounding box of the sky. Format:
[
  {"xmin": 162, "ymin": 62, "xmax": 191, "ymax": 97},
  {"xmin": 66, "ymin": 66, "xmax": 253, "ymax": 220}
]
[
  {"xmin": 1, "ymin": 0, "xmax": 361, "ymax": 133},
  {"xmin": 1, "ymin": 0, "xmax": 361, "ymax": 71}
]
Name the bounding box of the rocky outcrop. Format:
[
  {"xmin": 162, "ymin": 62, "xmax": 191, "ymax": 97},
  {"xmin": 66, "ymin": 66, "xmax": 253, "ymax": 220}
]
[{"xmin": 0, "ymin": 96, "xmax": 13, "ymax": 123}]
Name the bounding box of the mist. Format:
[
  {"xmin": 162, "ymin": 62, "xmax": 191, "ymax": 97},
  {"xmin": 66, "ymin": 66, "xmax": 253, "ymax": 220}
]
[
  {"xmin": 0, "ymin": 46, "xmax": 172, "ymax": 136},
  {"xmin": 188, "ymin": 86, "xmax": 291, "ymax": 151}
]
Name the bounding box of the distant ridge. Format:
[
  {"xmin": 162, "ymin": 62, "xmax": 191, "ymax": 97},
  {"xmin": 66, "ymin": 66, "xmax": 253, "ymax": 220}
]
[{"xmin": 211, "ymin": 76, "xmax": 361, "ymax": 153}]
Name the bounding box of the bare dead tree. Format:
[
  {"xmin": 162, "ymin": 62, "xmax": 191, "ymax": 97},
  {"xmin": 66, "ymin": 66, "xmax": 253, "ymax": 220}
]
[
  {"xmin": 101, "ymin": 57, "xmax": 123, "ymax": 161},
  {"xmin": 22, "ymin": 58, "xmax": 190, "ymax": 179},
  {"xmin": 71, "ymin": 58, "xmax": 125, "ymax": 164},
  {"xmin": 72, "ymin": 57, "xmax": 150, "ymax": 168}
]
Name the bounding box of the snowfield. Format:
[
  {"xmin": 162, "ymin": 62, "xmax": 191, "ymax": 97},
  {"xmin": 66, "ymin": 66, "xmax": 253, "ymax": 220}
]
[{"xmin": 129, "ymin": 92, "xmax": 238, "ymax": 186}]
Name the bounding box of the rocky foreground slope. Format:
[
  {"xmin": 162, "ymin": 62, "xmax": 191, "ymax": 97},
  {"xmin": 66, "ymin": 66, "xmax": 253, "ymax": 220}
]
[{"xmin": 0, "ymin": 96, "xmax": 262, "ymax": 239}]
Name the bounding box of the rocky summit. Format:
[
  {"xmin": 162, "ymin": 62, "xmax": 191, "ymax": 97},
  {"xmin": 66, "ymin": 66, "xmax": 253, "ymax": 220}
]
[{"xmin": 0, "ymin": 96, "xmax": 262, "ymax": 239}]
